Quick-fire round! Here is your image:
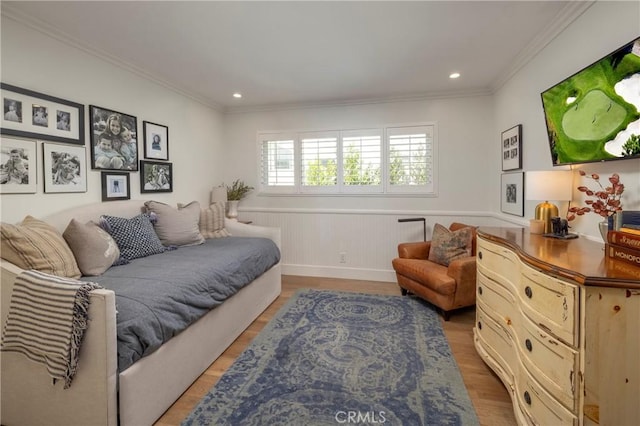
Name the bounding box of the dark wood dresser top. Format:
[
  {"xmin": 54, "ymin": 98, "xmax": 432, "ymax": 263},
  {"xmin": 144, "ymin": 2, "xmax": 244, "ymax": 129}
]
[{"xmin": 478, "ymin": 227, "xmax": 640, "ymax": 288}]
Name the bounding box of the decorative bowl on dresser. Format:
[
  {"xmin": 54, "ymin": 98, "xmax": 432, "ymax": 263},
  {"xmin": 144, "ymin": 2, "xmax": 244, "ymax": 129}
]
[{"xmin": 474, "ymin": 227, "xmax": 639, "ymax": 426}]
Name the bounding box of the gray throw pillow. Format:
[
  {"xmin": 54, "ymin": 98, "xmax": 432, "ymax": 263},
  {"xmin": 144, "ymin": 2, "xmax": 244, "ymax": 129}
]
[
  {"xmin": 145, "ymin": 200, "xmax": 205, "ymax": 247},
  {"xmin": 63, "ymin": 219, "xmax": 120, "ymax": 276}
]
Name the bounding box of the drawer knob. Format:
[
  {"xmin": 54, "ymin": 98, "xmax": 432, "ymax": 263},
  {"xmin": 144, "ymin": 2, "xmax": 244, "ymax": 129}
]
[
  {"xmin": 477, "ymin": 321, "xmax": 482, "ymax": 330},
  {"xmin": 525, "ymin": 339, "xmax": 533, "ymax": 352},
  {"xmin": 525, "ymin": 286, "xmax": 533, "ymax": 298},
  {"xmin": 478, "ymin": 286, "xmax": 483, "ymax": 295},
  {"xmin": 524, "ymin": 391, "xmax": 532, "ymax": 405},
  {"xmin": 478, "ymin": 251, "xmax": 482, "ymax": 260}
]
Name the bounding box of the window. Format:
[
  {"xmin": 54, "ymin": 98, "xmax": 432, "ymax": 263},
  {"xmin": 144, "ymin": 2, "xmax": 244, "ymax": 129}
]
[
  {"xmin": 258, "ymin": 123, "xmax": 436, "ymax": 195},
  {"xmin": 260, "ymin": 134, "xmax": 295, "ymax": 191},
  {"xmin": 387, "ymin": 125, "xmax": 435, "ymax": 194},
  {"xmin": 300, "ymin": 132, "xmax": 338, "ymax": 190}
]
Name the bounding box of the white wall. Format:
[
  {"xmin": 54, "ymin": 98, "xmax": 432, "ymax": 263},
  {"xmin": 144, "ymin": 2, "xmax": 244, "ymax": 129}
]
[
  {"xmin": 222, "ymin": 95, "xmax": 512, "ymax": 281},
  {"xmin": 0, "ymin": 15, "xmax": 224, "ymax": 224},
  {"xmin": 494, "ymin": 0, "xmax": 640, "ymax": 240}
]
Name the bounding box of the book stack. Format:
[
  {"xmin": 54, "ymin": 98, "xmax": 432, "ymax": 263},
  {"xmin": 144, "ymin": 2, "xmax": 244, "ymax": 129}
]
[{"xmin": 605, "ymin": 211, "xmax": 640, "ymax": 268}]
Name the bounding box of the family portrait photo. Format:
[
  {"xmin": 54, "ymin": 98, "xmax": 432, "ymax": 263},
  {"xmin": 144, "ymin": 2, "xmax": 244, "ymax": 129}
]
[
  {"xmin": 89, "ymin": 105, "xmax": 138, "ymax": 171},
  {"xmin": 43, "ymin": 143, "xmax": 87, "ymax": 193},
  {"xmin": 143, "ymin": 121, "xmax": 169, "ymax": 160},
  {"xmin": 1, "ymin": 83, "xmax": 84, "ymax": 145},
  {"xmin": 0, "ymin": 137, "xmax": 36, "ymax": 193},
  {"xmin": 140, "ymin": 160, "xmax": 172, "ymax": 193}
]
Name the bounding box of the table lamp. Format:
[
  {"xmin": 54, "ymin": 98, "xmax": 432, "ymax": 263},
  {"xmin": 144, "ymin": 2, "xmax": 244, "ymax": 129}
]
[{"xmin": 525, "ymin": 171, "xmax": 572, "ymax": 234}]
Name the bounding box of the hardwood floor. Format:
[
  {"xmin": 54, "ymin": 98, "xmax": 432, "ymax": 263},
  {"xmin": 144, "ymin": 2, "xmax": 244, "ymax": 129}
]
[{"xmin": 154, "ymin": 275, "xmax": 515, "ymax": 425}]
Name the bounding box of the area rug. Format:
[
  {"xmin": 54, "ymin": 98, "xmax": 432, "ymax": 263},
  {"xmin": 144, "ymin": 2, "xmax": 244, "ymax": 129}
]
[{"xmin": 182, "ymin": 290, "xmax": 479, "ymax": 425}]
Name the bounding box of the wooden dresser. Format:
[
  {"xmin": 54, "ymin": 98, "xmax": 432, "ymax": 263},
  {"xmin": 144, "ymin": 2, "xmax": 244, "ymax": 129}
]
[{"xmin": 474, "ymin": 227, "xmax": 640, "ymax": 426}]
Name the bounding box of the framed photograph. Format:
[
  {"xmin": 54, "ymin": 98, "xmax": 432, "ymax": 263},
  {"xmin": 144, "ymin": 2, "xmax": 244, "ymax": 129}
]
[
  {"xmin": 501, "ymin": 172, "xmax": 524, "ymax": 216},
  {"xmin": 140, "ymin": 160, "xmax": 172, "ymax": 193},
  {"xmin": 43, "ymin": 143, "xmax": 87, "ymax": 193},
  {"xmin": 0, "ymin": 137, "xmax": 37, "ymax": 193},
  {"xmin": 101, "ymin": 171, "xmax": 130, "ymax": 201},
  {"xmin": 501, "ymin": 124, "xmax": 522, "ymax": 171},
  {"xmin": 1, "ymin": 83, "xmax": 84, "ymax": 145},
  {"xmin": 89, "ymin": 105, "xmax": 138, "ymax": 171},
  {"xmin": 143, "ymin": 121, "xmax": 169, "ymax": 160}
]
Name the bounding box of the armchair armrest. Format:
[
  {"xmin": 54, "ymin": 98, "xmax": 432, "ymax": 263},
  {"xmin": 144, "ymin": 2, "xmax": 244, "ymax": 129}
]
[
  {"xmin": 397, "ymin": 241, "xmax": 431, "ymax": 260},
  {"xmin": 447, "ymin": 256, "xmax": 477, "ymax": 308}
]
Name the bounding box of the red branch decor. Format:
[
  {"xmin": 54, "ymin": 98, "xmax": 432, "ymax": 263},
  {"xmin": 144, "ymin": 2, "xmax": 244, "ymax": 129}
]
[{"xmin": 567, "ymin": 171, "xmax": 624, "ymax": 221}]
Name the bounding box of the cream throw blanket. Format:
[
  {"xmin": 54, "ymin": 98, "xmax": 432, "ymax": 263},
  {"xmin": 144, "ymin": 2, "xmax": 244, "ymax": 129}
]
[{"xmin": 1, "ymin": 270, "xmax": 102, "ymax": 388}]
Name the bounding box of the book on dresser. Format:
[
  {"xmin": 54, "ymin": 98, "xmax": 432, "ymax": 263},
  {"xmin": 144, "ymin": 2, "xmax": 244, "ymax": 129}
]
[
  {"xmin": 607, "ymin": 230, "xmax": 640, "ymax": 250},
  {"xmin": 604, "ymin": 243, "xmax": 640, "ymax": 267}
]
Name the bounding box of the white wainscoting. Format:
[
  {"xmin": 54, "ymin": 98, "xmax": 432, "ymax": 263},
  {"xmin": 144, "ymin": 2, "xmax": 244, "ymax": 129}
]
[{"xmin": 237, "ymin": 208, "xmax": 526, "ymax": 282}]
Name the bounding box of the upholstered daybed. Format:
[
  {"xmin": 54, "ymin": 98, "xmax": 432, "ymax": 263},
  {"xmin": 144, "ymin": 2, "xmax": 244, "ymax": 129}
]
[{"xmin": 0, "ymin": 199, "xmax": 282, "ymax": 426}]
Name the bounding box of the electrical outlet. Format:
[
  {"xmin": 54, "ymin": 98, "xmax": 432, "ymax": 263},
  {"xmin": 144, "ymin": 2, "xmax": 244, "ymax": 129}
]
[{"xmin": 339, "ymin": 252, "xmax": 346, "ymax": 263}]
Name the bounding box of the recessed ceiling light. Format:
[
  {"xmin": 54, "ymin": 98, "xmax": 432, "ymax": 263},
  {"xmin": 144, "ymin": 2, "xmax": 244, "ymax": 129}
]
[
  {"xmin": 449, "ymin": 72, "xmax": 461, "ymax": 79},
  {"xmin": 233, "ymin": 93, "xmax": 242, "ymax": 99}
]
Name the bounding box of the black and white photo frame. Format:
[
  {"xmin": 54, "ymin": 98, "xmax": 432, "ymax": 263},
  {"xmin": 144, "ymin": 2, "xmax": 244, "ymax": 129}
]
[
  {"xmin": 501, "ymin": 124, "xmax": 522, "ymax": 171},
  {"xmin": 89, "ymin": 105, "xmax": 138, "ymax": 171},
  {"xmin": 143, "ymin": 121, "xmax": 169, "ymax": 160},
  {"xmin": 101, "ymin": 171, "xmax": 130, "ymax": 201},
  {"xmin": 140, "ymin": 160, "xmax": 172, "ymax": 193},
  {"xmin": 0, "ymin": 137, "xmax": 37, "ymax": 193},
  {"xmin": 43, "ymin": 142, "xmax": 87, "ymax": 193},
  {"xmin": 501, "ymin": 172, "xmax": 524, "ymax": 216},
  {"xmin": 1, "ymin": 83, "xmax": 84, "ymax": 145}
]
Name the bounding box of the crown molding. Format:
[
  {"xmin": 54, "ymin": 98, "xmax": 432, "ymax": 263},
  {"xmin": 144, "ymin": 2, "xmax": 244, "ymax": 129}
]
[
  {"xmin": 1, "ymin": 4, "xmax": 224, "ymax": 112},
  {"xmin": 490, "ymin": 1, "xmax": 595, "ymax": 92}
]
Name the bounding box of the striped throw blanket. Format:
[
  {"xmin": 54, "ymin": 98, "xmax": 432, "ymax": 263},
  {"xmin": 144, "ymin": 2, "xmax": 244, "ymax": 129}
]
[{"xmin": 1, "ymin": 270, "xmax": 102, "ymax": 388}]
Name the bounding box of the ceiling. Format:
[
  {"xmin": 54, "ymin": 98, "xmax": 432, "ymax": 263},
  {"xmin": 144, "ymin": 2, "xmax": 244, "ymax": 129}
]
[{"xmin": 2, "ymin": 1, "xmax": 590, "ymax": 112}]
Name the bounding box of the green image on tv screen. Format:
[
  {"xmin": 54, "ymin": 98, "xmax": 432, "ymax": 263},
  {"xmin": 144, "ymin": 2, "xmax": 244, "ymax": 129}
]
[{"xmin": 541, "ymin": 37, "xmax": 640, "ymax": 166}]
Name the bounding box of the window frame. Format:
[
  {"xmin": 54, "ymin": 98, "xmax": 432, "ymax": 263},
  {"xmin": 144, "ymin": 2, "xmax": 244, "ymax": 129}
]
[{"xmin": 257, "ymin": 122, "xmax": 437, "ymax": 196}]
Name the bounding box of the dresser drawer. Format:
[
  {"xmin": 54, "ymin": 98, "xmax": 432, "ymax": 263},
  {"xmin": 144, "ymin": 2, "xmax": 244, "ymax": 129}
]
[
  {"xmin": 518, "ymin": 313, "xmax": 578, "ymax": 411},
  {"xmin": 477, "ymin": 272, "xmax": 517, "ymax": 328},
  {"xmin": 520, "ymin": 263, "xmax": 578, "ymax": 346},
  {"xmin": 476, "ymin": 303, "xmax": 517, "ymax": 379},
  {"xmin": 516, "ymin": 365, "xmax": 578, "ymax": 426},
  {"xmin": 477, "ymin": 238, "xmax": 520, "ymax": 288}
]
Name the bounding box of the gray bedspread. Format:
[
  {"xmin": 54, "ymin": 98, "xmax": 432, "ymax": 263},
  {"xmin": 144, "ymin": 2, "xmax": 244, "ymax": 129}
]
[{"xmin": 82, "ymin": 237, "xmax": 280, "ymax": 372}]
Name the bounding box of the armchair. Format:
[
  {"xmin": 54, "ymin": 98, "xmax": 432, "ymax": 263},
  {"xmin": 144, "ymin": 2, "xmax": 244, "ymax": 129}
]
[{"xmin": 392, "ymin": 222, "xmax": 477, "ymax": 320}]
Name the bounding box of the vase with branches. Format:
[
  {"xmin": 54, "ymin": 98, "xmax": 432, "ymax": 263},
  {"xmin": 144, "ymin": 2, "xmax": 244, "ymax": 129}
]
[
  {"xmin": 223, "ymin": 179, "xmax": 253, "ymax": 219},
  {"xmin": 225, "ymin": 179, "xmax": 254, "ymax": 201}
]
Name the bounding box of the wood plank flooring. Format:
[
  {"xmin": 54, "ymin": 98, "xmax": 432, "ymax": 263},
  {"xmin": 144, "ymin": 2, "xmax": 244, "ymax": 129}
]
[{"xmin": 154, "ymin": 275, "xmax": 515, "ymax": 425}]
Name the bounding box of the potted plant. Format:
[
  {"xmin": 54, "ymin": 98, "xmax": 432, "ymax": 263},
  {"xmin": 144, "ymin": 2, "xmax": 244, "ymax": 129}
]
[{"xmin": 224, "ymin": 179, "xmax": 254, "ymax": 219}]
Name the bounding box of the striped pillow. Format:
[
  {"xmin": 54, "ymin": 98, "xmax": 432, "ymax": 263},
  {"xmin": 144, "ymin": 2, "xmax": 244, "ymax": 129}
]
[
  {"xmin": 200, "ymin": 202, "xmax": 230, "ymax": 239},
  {"xmin": 0, "ymin": 216, "xmax": 81, "ymax": 278}
]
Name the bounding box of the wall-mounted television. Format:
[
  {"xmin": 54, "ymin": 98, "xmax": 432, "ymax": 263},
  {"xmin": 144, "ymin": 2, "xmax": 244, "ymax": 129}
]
[{"xmin": 541, "ymin": 37, "xmax": 640, "ymax": 166}]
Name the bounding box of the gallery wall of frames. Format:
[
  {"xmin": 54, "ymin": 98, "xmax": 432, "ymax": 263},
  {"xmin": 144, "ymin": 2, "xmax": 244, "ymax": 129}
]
[{"xmin": 0, "ymin": 83, "xmax": 172, "ymax": 200}]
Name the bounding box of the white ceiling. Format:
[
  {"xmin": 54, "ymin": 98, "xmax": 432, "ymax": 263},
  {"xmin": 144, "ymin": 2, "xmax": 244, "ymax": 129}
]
[{"xmin": 2, "ymin": 1, "xmax": 590, "ymax": 112}]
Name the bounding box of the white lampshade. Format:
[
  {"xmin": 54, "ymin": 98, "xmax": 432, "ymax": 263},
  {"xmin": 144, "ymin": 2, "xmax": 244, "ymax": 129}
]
[
  {"xmin": 210, "ymin": 186, "xmax": 227, "ymax": 204},
  {"xmin": 525, "ymin": 171, "xmax": 573, "ymax": 201}
]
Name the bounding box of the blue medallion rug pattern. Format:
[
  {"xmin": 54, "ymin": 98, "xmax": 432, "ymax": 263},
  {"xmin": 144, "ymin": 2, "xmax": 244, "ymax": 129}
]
[{"xmin": 183, "ymin": 290, "xmax": 479, "ymax": 425}]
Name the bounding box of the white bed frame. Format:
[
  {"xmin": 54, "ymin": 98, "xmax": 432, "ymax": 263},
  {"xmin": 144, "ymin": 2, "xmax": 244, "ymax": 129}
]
[{"xmin": 0, "ymin": 200, "xmax": 282, "ymax": 426}]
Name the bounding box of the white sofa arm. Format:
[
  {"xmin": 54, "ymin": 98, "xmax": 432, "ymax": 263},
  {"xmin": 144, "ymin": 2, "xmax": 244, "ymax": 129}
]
[
  {"xmin": 1, "ymin": 259, "xmax": 118, "ymax": 426},
  {"xmin": 225, "ymin": 220, "xmax": 282, "ymax": 251}
]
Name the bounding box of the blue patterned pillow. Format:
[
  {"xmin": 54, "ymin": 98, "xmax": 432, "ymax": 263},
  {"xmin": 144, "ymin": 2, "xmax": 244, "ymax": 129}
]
[{"xmin": 99, "ymin": 213, "xmax": 166, "ymax": 265}]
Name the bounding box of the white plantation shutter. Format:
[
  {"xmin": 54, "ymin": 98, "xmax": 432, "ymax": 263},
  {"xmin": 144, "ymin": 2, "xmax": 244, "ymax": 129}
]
[
  {"xmin": 342, "ymin": 129, "xmax": 382, "ymax": 192},
  {"xmin": 387, "ymin": 125, "xmax": 435, "ymax": 194},
  {"xmin": 259, "ymin": 134, "xmax": 295, "ymax": 192},
  {"xmin": 258, "ymin": 123, "xmax": 436, "ymax": 195},
  {"xmin": 300, "ymin": 131, "xmax": 338, "ymax": 190}
]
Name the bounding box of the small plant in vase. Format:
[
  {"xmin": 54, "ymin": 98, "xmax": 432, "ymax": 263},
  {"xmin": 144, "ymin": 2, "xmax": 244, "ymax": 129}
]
[
  {"xmin": 567, "ymin": 171, "xmax": 624, "ymax": 240},
  {"xmin": 224, "ymin": 179, "xmax": 254, "ymax": 219}
]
